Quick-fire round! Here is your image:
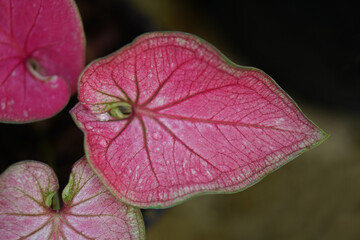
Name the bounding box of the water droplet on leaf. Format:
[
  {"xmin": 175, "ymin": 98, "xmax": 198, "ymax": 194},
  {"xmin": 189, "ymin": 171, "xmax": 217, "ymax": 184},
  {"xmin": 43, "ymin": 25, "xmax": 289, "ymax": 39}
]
[
  {"xmin": 152, "ymin": 132, "xmax": 162, "ymax": 140},
  {"xmin": 100, "ymin": 139, "xmax": 107, "ymax": 147}
]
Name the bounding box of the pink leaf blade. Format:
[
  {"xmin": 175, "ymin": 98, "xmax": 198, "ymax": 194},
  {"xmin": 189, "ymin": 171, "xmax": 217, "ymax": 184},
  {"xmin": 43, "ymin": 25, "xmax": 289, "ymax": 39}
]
[
  {"xmin": 78, "ymin": 51, "xmax": 138, "ymax": 111},
  {"xmin": 0, "ymin": 158, "xmax": 145, "ymax": 240},
  {"xmin": 0, "ymin": 61, "xmax": 71, "ymax": 123},
  {"xmin": 0, "ymin": 0, "xmax": 85, "ymax": 123},
  {"xmin": 72, "ymin": 32, "xmax": 328, "ymax": 208},
  {"xmin": 0, "ymin": 161, "xmax": 58, "ymax": 240},
  {"xmin": 60, "ymin": 158, "xmax": 145, "ymax": 240}
]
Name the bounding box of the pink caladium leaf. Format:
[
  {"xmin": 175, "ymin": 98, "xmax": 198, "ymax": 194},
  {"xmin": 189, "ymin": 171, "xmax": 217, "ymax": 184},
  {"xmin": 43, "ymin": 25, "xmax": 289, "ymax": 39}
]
[
  {"xmin": 71, "ymin": 32, "xmax": 328, "ymax": 208},
  {"xmin": 0, "ymin": 0, "xmax": 85, "ymax": 123},
  {"xmin": 0, "ymin": 157, "xmax": 145, "ymax": 239}
]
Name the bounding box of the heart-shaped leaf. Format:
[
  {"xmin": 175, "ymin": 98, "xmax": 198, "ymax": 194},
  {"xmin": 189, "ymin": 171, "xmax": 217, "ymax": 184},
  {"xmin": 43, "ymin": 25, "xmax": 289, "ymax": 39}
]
[
  {"xmin": 0, "ymin": 157, "xmax": 145, "ymax": 239},
  {"xmin": 0, "ymin": 0, "xmax": 85, "ymax": 123},
  {"xmin": 71, "ymin": 32, "xmax": 328, "ymax": 208}
]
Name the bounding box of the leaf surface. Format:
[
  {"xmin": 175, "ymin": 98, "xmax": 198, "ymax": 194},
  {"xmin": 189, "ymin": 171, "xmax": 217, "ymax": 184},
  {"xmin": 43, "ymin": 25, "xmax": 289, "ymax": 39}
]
[
  {"xmin": 71, "ymin": 32, "xmax": 328, "ymax": 208},
  {"xmin": 0, "ymin": 0, "xmax": 85, "ymax": 123},
  {"xmin": 0, "ymin": 158, "xmax": 145, "ymax": 239}
]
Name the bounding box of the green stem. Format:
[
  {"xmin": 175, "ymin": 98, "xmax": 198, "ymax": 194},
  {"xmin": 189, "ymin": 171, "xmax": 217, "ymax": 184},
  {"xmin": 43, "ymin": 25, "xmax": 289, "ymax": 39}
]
[
  {"xmin": 108, "ymin": 102, "xmax": 132, "ymax": 119},
  {"xmin": 52, "ymin": 192, "xmax": 61, "ymax": 211}
]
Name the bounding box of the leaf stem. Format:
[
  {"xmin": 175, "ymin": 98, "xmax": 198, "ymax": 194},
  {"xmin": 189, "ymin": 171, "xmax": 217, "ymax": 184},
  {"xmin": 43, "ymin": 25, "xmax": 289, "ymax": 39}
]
[
  {"xmin": 52, "ymin": 192, "xmax": 61, "ymax": 211},
  {"xmin": 108, "ymin": 102, "xmax": 132, "ymax": 119},
  {"xmin": 26, "ymin": 58, "xmax": 55, "ymax": 82}
]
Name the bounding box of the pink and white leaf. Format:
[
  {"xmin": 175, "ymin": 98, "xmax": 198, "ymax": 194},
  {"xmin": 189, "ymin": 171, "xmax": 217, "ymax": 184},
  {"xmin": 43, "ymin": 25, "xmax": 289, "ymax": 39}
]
[
  {"xmin": 0, "ymin": 0, "xmax": 85, "ymax": 123},
  {"xmin": 71, "ymin": 32, "xmax": 328, "ymax": 208},
  {"xmin": 0, "ymin": 158, "xmax": 145, "ymax": 239}
]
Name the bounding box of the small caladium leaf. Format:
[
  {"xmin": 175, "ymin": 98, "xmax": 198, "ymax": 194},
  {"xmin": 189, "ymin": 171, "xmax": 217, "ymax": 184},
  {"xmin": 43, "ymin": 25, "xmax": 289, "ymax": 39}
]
[
  {"xmin": 0, "ymin": 0, "xmax": 85, "ymax": 123},
  {"xmin": 0, "ymin": 158, "xmax": 145, "ymax": 239},
  {"xmin": 71, "ymin": 32, "xmax": 328, "ymax": 208}
]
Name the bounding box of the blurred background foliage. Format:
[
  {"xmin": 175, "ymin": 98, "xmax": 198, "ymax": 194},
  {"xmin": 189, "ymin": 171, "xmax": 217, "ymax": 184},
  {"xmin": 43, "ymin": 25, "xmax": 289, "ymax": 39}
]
[{"xmin": 1, "ymin": 0, "xmax": 359, "ymax": 239}]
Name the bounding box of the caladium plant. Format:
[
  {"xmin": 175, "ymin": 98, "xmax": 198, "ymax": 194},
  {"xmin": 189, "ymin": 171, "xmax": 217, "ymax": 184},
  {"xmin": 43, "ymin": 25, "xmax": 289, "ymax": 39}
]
[
  {"xmin": 0, "ymin": 0, "xmax": 85, "ymax": 123},
  {"xmin": 0, "ymin": 157, "xmax": 145, "ymax": 239},
  {"xmin": 0, "ymin": 1, "xmax": 328, "ymax": 234},
  {"xmin": 71, "ymin": 32, "xmax": 328, "ymax": 208}
]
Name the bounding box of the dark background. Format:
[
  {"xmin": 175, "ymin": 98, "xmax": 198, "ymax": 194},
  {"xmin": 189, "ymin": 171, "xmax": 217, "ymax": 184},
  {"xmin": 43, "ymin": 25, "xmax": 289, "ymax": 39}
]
[{"xmin": 1, "ymin": 1, "xmax": 359, "ymax": 239}]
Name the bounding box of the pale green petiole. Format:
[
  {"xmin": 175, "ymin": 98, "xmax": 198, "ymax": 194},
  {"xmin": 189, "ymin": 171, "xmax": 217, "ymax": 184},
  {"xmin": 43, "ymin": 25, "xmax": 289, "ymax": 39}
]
[{"xmin": 107, "ymin": 102, "xmax": 132, "ymax": 120}]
